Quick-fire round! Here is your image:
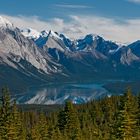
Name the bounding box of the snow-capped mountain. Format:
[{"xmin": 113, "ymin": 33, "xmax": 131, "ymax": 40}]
[
  {"xmin": 21, "ymin": 28, "xmax": 49, "ymax": 41},
  {"xmin": 1, "ymin": 16, "xmax": 140, "ymax": 103},
  {"xmin": 21, "ymin": 28, "xmax": 41, "ymax": 40},
  {"xmin": 0, "ymin": 23, "xmax": 63, "ymax": 74},
  {"xmin": 0, "ymin": 17, "xmax": 67, "ymax": 93}
]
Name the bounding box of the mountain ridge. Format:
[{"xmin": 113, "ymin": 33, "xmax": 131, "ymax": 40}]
[{"xmin": 0, "ymin": 16, "xmax": 140, "ymax": 94}]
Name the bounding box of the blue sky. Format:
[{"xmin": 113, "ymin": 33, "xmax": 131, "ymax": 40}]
[
  {"xmin": 1, "ymin": 0, "xmax": 140, "ymax": 43},
  {"xmin": 1, "ymin": 0, "xmax": 140, "ymax": 19}
]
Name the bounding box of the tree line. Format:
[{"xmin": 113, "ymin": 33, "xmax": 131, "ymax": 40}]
[{"xmin": 0, "ymin": 87, "xmax": 140, "ymax": 139}]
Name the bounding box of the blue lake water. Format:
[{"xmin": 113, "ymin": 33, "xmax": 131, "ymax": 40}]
[{"xmin": 15, "ymin": 82, "xmax": 114, "ymax": 104}]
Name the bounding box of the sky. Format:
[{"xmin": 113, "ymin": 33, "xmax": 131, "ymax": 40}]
[{"xmin": 0, "ymin": 0, "xmax": 140, "ymax": 43}]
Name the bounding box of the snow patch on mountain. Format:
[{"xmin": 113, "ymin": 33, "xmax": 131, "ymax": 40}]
[
  {"xmin": 48, "ymin": 30, "xmax": 61, "ymax": 39},
  {"xmin": 41, "ymin": 30, "xmax": 49, "ymax": 37},
  {"xmin": 109, "ymin": 47, "xmax": 121, "ymax": 54},
  {"xmin": 21, "ymin": 28, "xmax": 41, "ymax": 40}
]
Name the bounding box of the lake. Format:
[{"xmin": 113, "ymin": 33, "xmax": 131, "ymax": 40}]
[{"xmin": 13, "ymin": 80, "xmax": 127, "ymax": 104}]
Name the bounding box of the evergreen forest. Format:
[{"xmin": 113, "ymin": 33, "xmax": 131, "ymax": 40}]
[{"xmin": 0, "ymin": 87, "xmax": 140, "ymax": 140}]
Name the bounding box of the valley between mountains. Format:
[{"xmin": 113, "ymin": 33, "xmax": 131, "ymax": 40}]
[{"xmin": 0, "ymin": 16, "xmax": 140, "ymax": 104}]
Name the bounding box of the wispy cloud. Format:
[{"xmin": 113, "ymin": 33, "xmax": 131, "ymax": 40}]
[
  {"xmin": 126, "ymin": 0, "xmax": 140, "ymax": 4},
  {"xmin": 2, "ymin": 14, "xmax": 140, "ymax": 43},
  {"xmin": 54, "ymin": 4, "xmax": 92, "ymax": 9}
]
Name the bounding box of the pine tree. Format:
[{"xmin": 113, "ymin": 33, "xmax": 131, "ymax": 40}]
[
  {"xmin": 30, "ymin": 125, "xmax": 41, "ymax": 140},
  {"xmin": 0, "ymin": 88, "xmax": 26, "ymax": 140},
  {"xmin": 64, "ymin": 101, "xmax": 81, "ymax": 140},
  {"xmin": 36, "ymin": 112, "xmax": 48, "ymax": 140},
  {"xmin": 0, "ymin": 87, "xmax": 14, "ymax": 140},
  {"xmin": 57, "ymin": 110, "xmax": 67, "ymax": 133},
  {"xmin": 135, "ymin": 93, "xmax": 140, "ymax": 139},
  {"xmin": 12, "ymin": 100, "xmax": 26, "ymax": 140},
  {"xmin": 113, "ymin": 89, "xmax": 137, "ymax": 140},
  {"xmin": 51, "ymin": 127, "xmax": 63, "ymax": 140}
]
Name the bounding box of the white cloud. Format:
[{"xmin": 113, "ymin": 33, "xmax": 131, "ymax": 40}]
[
  {"xmin": 2, "ymin": 14, "xmax": 140, "ymax": 43},
  {"xmin": 126, "ymin": 0, "xmax": 140, "ymax": 4},
  {"xmin": 54, "ymin": 4, "xmax": 92, "ymax": 9}
]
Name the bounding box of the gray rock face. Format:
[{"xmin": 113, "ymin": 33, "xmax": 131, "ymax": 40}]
[
  {"xmin": 0, "ymin": 21, "xmax": 65, "ymax": 74},
  {"xmin": 34, "ymin": 30, "xmax": 140, "ymax": 80},
  {"xmin": 0, "ymin": 17, "xmax": 67, "ymax": 93},
  {"xmin": 1, "ymin": 16, "xmax": 140, "ymax": 94}
]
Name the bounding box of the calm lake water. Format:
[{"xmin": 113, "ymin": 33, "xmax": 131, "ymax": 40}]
[
  {"xmin": 13, "ymin": 79, "xmax": 138, "ymax": 104},
  {"xmin": 15, "ymin": 82, "xmax": 114, "ymax": 104}
]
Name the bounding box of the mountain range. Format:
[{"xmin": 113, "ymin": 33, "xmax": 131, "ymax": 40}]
[{"xmin": 0, "ymin": 16, "xmax": 140, "ymax": 94}]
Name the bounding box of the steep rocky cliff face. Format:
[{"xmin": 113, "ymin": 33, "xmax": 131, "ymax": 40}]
[{"xmin": 1, "ymin": 16, "xmax": 140, "ymax": 93}]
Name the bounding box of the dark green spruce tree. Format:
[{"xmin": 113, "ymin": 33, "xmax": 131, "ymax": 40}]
[
  {"xmin": 113, "ymin": 89, "xmax": 137, "ymax": 140},
  {"xmin": 0, "ymin": 87, "xmax": 18, "ymax": 139},
  {"xmin": 57, "ymin": 101, "xmax": 81, "ymax": 140}
]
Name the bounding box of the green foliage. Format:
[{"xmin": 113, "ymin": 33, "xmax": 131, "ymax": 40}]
[
  {"xmin": 0, "ymin": 88, "xmax": 140, "ymax": 139},
  {"xmin": 113, "ymin": 89, "xmax": 137, "ymax": 140},
  {"xmin": 57, "ymin": 101, "xmax": 81, "ymax": 139}
]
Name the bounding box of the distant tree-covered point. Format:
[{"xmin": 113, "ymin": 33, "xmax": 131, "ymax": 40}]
[{"xmin": 0, "ymin": 87, "xmax": 140, "ymax": 139}]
